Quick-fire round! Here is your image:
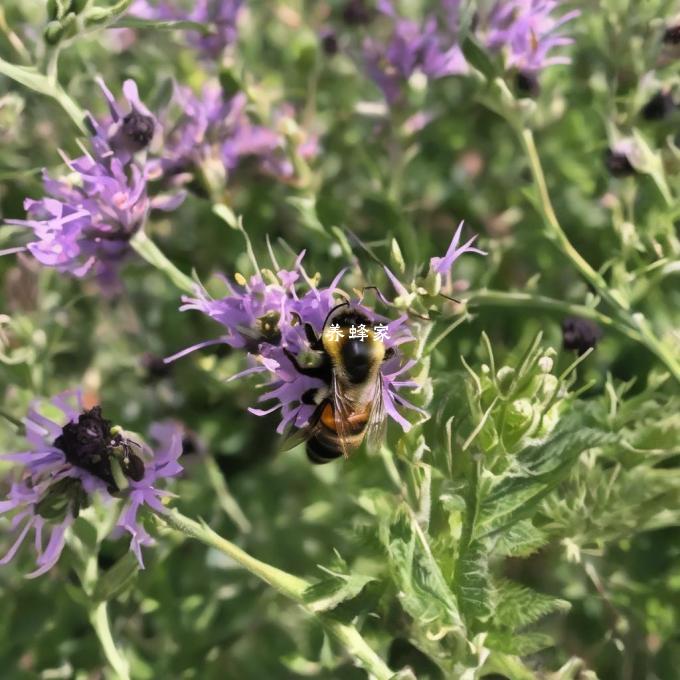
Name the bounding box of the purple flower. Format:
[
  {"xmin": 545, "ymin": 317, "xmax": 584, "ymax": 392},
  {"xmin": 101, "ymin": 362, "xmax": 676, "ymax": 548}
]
[
  {"xmin": 0, "ymin": 391, "xmax": 183, "ymax": 576},
  {"xmin": 482, "ymin": 1, "xmax": 580, "ymax": 74},
  {"xmin": 364, "ymin": 3, "xmax": 467, "ymax": 104},
  {"xmin": 168, "ymin": 253, "xmax": 424, "ymax": 438},
  {"xmin": 4, "ymin": 79, "xmax": 183, "ymax": 281},
  {"xmin": 129, "ymin": 0, "xmax": 243, "ymax": 58},
  {"xmin": 156, "ymin": 82, "xmax": 318, "ymax": 190},
  {"xmin": 88, "ymin": 78, "xmax": 158, "ymax": 164},
  {"xmin": 430, "ymin": 221, "xmax": 487, "ymax": 275}
]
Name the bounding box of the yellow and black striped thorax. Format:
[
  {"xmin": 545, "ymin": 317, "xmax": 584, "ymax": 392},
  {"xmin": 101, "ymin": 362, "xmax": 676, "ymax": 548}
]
[{"xmin": 321, "ymin": 309, "xmax": 386, "ymax": 385}]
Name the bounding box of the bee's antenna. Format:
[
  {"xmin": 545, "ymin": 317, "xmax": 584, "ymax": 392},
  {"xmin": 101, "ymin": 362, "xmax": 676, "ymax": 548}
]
[
  {"xmin": 357, "ymin": 285, "xmax": 392, "ymax": 307},
  {"xmin": 322, "ymin": 299, "xmax": 351, "ymax": 331}
]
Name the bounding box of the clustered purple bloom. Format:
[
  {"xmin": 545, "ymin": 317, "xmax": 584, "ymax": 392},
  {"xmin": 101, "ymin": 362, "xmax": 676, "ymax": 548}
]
[
  {"xmin": 5, "ymin": 80, "xmax": 183, "ymax": 282},
  {"xmin": 0, "ymin": 391, "xmax": 183, "ymax": 576},
  {"xmin": 157, "ymin": 83, "xmax": 318, "ymax": 191},
  {"xmin": 168, "ymin": 252, "xmax": 424, "ymax": 435},
  {"xmin": 361, "ymin": 0, "xmax": 579, "ymax": 104},
  {"xmin": 129, "ymin": 0, "xmax": 244, "ymax": 58}
]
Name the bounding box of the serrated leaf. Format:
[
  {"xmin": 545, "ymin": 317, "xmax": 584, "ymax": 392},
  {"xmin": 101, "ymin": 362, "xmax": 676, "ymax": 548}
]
[
  {"xmin": 494, "ymin": 520, "xmax": 547, "ymax": 558},
  {"xmin": 494, "ymin": 579, "xmax": 570, "ymax": 630},
  {"xmin": 303, "ymin": 572, "xmax": 375, "ymax": 613},
  {"xmin": 379, "ymin": 508, "xmax": 464, "ymax": 634},
  {"xmin": 486, "ymin": 630, "xmax": 555, "ymax": 656},
  {"xmin": 456, "ymin": 538, "xmax": 493, "ymax": 623},
  {"xmin": 475, "ymin": 424, "xmax": 614, "ymax": 539}
]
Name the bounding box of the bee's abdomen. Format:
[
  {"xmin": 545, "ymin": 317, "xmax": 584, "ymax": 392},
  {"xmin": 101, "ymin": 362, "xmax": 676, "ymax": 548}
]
[{"xmin": 306, "ymin": 433, "xmax": 343, "ymax": 464}]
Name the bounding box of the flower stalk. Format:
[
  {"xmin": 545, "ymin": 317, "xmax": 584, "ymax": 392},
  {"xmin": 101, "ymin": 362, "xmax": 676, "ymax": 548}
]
[
  {"xmin": 90, "ymin": 601, "xmax": 131, "ymax": 680},
  {"xmin": 156, "ymin": 508, "xmax": 394, "ymax": 679}
]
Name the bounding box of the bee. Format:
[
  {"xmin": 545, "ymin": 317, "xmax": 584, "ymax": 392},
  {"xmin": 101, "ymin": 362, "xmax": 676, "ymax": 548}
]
[{"xmin": 282, "ymin": 301, "xmax": 395, "ymax": 464}]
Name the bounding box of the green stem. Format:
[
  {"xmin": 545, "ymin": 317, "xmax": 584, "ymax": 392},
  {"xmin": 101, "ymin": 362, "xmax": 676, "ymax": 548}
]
[
  {"xmin": 130, "ymin": 230, "xmax": 195, "ymax": 294},
  {"xmin": 465, "ymin": 290, "xmax": 639, "ymax": 342},
  {"xmin": 90, "ymin": 602, "xmax": 130, "ymax": 680},
  {"xmin": 158, "ymin": 509, "xmax": 393, "ymax": 679},
  {"xmin": 0, "ymin": 55, "xmax": 86, "ymax": 134}
]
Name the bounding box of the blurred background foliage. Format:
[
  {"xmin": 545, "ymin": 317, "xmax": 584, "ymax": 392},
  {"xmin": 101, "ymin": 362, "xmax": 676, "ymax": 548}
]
[{"xmin": 1, "ymin": 0, "xmax": 679, "ymax": 678}]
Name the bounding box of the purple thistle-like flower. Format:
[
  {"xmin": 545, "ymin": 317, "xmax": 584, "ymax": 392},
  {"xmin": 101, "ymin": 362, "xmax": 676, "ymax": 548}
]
[
  {"xmin": 0, "ymin": 390, "xmax": 183, "ymax": 576},
  {"xmin": 4, "ymin": 79, "xmax": 184, "ymax": 281},
  {"xmin": 156, "ymin": 82, "xmax": 318, "ymax": 190},
  {"xmin": 430, "ymin": 220, "xmax": 487, "ymax": 275},
  {"xmin": 364, "ymin": 2, "xmax": 467, "ymax": 104},
  {"xmin": 129, "ymin": 0, "xmax": 243, "ymax": 58},
  {"xmin": 168, "ymin": 253, "xmax": 423, "ymax": 438},
  {"xmin": 482, "ymin": 0, "xmax": 580, "ymax": 74}
]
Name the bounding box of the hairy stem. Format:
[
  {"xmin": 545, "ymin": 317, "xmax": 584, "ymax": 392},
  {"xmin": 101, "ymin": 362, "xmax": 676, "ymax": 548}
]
[
  {"xmin": 157, "ymin": 509, "xmax": 394, "ymax": 679},
  {"xmin": 90, "ymin": 602, "xmax": 130, "ymax": 680}
]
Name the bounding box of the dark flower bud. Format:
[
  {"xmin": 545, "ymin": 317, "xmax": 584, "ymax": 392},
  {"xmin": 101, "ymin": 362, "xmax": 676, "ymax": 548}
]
[
  {"xmin": 141, "ymin": 353, "xmax": 172, "ymax": 381},
  {"xmin": 516, "ymin": 70, "xmax": 540, "ymax": 97},
  {"xmin": 122, "ymin": 110, "xmax": 155, "ymax": 150},
  {"xmin": 562, "ymin": 316, "xmax": 602, "ymax": 355},
  {"xmin": 321, "ymin": 31, "xmax": 339, "ymax": 56},
  {"xmin": 342, "ymin": 0, "xmax": 374, "ymax": 26},
  {"xmin": 641, "ymin": 91, "xmax": 675, "ymax": 121},
  {"xmin": 663, "ymin": 25, "xmax": 680, "ymax": 44},
  {"xmin": 605, "ymin": 149, "xmax": 635, "ymax": 177}
]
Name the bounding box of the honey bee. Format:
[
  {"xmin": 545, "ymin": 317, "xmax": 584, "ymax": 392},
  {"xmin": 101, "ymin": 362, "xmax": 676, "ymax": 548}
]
[{"xmin": 282, "ymin": 302, "xmax": 395, "ymax": 463}]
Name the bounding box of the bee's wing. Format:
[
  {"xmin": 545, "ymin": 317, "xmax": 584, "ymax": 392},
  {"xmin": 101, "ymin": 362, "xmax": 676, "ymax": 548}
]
[
  {"xmin": 279, "ymin": 402, "xmax": 325, "ymax": 452},
  {"xmin": 364, "ymin": 372, "xmax": 387, "ymax": 451},
  {"xmin": 330, "ymin": 372, "xmax": 355, "ymax": 459}
]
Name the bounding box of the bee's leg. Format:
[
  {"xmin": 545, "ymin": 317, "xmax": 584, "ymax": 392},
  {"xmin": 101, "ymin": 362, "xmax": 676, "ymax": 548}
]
[
  {"xmin": 291, "ymin": 312, "xmax": 323, "ymax": 350},
  {"xmin": 383, "ymin": 347, "xmax": 395, "ymax": 361},
  {"xmin": 283, "ymin": 348, "xmax": 329, "ymax": 380}
]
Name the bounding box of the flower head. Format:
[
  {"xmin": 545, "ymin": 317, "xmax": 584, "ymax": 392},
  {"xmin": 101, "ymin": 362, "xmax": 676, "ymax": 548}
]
[
  {"xmin": 169, "ymin": 253, "xmax": 423, "ymax": 440},
  {"xmin": 0, "ymin": 391, "xmax": 183, "ymax": 576},
  {"xmin": 430, "ymin": 221, "xmax": 487, "ymax": 276},
  {"xmin": 129, "ymin": 0, "xmax": 243, "ymax": 58},
  {"xmin": 5, "ymin": 79, "xmax": 183, "ymax": 282},
  {"xmin": 482, "ymin": 1, "xmax": 580, "ymax": 74}
]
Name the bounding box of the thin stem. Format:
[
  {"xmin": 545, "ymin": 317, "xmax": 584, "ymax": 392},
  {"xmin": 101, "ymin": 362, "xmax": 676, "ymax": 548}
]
[
  {"xmin": 90, "ymin": 602, "xmax": 130, "ymax": 680},
  {"xmin": 130, "ymin": 230, "xmax": 195, "ymax": 294},
  {"xmin": 520, "ymin": 129, "xmax": 624, "ymax": 312},
  {"xmin": 465, "ymin": 290, "xmax": 638, "ymax": 341},
  {"xmin": 157, "ymin": 508, "xmax": 393, "ymax": 679}
]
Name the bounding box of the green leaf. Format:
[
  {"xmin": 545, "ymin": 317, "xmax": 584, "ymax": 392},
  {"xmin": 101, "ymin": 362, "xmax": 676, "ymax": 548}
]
[
  {"xmin": 92, "ymin": 552, "xmax": 140, "ymax": 603},
  {"xmin": 378, "ymin": 507, "xmax": 464, "ymax": 635},
  {"xmin": 493, "ymin": 520, "xmax": 547, "ymax": 558},
  {"xmin": 114, "ymin": 16, "xmax": 217, "ymax": 34},
  {"xmin": 494, "ymin": 579, "xmax": 570, "ymax": 630},
  {"xmin": 303, "ymin": 572, "xmax": 376, "ymax": 613},
  {"xmin": 456, "ymin": 538, "xmax": 493, "ymax": 623},
  {"xmin": 0, "ymin": 56, "xmax": 86, "ymax": 133},
  {"xmin": 460, "ymin": 36, "xmax": 497, "ymax": 81},
  {"xmin": 475, "ymin": 423, "xmax": 614, "ymax": 539},
  {"xmin": 486, "ymin": 630, "xmax": 555, "ymax": 656}
]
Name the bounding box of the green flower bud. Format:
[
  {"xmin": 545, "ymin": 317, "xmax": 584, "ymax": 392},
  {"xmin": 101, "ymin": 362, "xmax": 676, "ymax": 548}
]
[
  {"xmin": 495, "ymin": 366, "xmax": 515, "ymax": 396},
  {"xmin": 44, "ymin": 20, "xmax": 65, "ymax": 45},
  {"xmin": 423, "ymin": 269, "xmax": 441, "ymax": 296},
  {"xmin": 389, "ymin": 238, "xmax": 406, "ymax": 275}
]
